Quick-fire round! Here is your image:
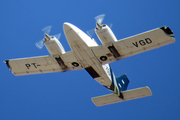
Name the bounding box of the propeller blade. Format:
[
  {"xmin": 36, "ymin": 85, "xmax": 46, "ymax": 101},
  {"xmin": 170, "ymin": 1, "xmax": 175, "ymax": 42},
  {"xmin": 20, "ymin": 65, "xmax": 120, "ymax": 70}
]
[
  {"xmin": 35, "ymin": 26, "xmax": 53, "ymax": 49},
  {"xmin": 42, "ymin": 26, "xmax": 52, "ymax": 34},
  {"xmin": 95, "ymin": 14, "xmax": 105, "ymax": 24},
  {"xmin": 86, "ymin": 29, "xmax": 94, "ymax": 38},
  {"xmin": 107, "ymin": 23, "xmax": 113, "ymax": 28},
  {"xmin": 35, "ymin": 39, "xmax": 44, "ymax": 49},
  {"xmin": 54, "ymin": 33, "xmax": 61, "ymax": 40}
]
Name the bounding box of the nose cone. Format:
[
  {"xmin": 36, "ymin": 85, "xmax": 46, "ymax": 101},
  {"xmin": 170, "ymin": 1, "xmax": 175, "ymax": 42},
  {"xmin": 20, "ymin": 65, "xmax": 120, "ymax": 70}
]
[
  {"xmin": 63, "ymin": 22, "xmax": 82, "ymax": 33},
  {"xmin": 63, "ymin": 22, "xmax": 74, "ymax": 32},
  {"xmin": 63, "ymin": 22, "xmax": 96, "ymax": 48}
]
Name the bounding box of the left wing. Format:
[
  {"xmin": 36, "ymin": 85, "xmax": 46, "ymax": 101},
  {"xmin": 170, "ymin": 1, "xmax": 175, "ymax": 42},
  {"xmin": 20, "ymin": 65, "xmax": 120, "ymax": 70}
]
[
  {"xmin": 5, "ymin": 51, "xmax": 83, "ymax": 76},
  {"xmin": 91, "ymin": 26, "xmax": 175, "ymax": 64}
]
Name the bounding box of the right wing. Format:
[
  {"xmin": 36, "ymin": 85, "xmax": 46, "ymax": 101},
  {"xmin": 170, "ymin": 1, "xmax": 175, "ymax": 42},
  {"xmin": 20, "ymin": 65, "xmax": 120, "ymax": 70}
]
[
  {"xmin": 5, "ymin": 51, "xmax": 83, "ymax": 76},
  {"xmin": 91, "ymin": 26, "xmax": 175, "ymax": 65}
]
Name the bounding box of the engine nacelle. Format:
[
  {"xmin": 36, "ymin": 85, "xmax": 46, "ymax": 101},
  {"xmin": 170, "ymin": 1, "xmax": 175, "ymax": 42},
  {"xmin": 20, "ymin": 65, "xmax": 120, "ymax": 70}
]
[
  {"xmin": 44, "ymin": 36, "xmax": 65, "ymax": 55},
  {"xmin": 95, "ymin": 24, "xmax": 117, "ymax": 45}
]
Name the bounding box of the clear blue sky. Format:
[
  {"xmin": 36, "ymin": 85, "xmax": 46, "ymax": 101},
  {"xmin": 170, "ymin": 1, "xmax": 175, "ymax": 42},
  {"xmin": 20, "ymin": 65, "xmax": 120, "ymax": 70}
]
[{"xmin": 1, "ymin": 0, "xmax": 180, "ymax": 120}]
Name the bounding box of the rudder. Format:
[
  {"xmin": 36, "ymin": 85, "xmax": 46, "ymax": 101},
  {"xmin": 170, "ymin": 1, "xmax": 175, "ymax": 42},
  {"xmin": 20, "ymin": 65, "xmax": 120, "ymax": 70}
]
[{"xmin": 116, "ymin": 74, "xmax": 130, "ymax": 91}]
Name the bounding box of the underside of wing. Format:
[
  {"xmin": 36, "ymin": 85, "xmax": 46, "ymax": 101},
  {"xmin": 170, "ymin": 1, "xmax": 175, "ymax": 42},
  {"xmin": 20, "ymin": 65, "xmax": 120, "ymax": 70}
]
[
  {"xmin": 5, "ymin": 51, "xmax": 83, "ymax": 76},
  {"xmin": 91, "ymin": 26, "xmax": 175, "ymax": 64}
]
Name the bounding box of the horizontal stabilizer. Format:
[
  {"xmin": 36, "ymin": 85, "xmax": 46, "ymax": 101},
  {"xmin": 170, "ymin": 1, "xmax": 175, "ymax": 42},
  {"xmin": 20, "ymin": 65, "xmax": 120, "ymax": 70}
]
[{"xmin": 91, "ymin": 86, "xmax": 152, "ymax": 106}]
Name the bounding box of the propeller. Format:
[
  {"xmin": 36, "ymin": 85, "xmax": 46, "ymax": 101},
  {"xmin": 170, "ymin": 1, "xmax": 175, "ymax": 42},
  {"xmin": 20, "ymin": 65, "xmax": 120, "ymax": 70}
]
[
  {"xmin": 42, "ymin": 26, "xmax": 52, "ymax": 34},
  {"xmin": 95, "ymin": 14, "xmax": 105, "ymax": 25},
  {"xmin": 35, "ymin": 26, "xmax": 61, "ymax": 49},
  {"xmin": 35, "ymin": 39, "xmax": 44, "ymax": 49},
  {"xmin": 54, "ymin": 33, "xmax": 61, "ymax": 40},
  {"xmin": 86, "ymin": 14, "xmax": 112, "ymax": 37},
  {"xmin": 95, "ymin": 14, "xmax": 113, "ymax": 28},
  {"xmin": 86, "ymin": 29, "xmax": 94, "ymax": 38}
]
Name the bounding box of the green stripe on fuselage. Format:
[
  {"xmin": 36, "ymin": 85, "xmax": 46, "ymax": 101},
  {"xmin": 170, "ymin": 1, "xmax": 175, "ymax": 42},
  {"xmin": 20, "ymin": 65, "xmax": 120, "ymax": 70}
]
[{"xmin": 109, "ymin": 65, "xmax": 120, "ymax": 96}]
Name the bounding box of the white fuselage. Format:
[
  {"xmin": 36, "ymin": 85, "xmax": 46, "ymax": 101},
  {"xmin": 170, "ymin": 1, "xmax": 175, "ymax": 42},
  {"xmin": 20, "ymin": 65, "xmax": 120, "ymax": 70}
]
[
  {"xmin": 43, "ymin": 22, "xmax": 119, "ymax": 92},
  {"xmin": 63, "ymin": 22, "xmax": 114, "ymax": 87}
]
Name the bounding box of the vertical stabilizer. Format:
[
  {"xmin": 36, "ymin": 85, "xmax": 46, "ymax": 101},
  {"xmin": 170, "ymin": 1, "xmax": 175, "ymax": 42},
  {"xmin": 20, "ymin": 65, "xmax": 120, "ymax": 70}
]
[
  {"xmin": 103, "ymin": 63, "xmax": 130, "ymax": 96},
  {"xmin": 116, "ymin": 74, "xmax": 130, "ymax": 91}
]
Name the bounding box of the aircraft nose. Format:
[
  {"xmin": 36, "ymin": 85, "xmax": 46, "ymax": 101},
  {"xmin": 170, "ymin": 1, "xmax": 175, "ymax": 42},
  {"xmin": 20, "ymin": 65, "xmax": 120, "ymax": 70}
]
[{"xmin": 63, "ymin": 22, "xmax": 74, "ymax": 32}]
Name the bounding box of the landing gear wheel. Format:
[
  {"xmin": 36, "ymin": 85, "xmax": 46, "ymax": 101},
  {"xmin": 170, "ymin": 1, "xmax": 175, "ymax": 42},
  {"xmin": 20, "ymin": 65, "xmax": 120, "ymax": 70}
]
[
  {"xmin": 72, "ymin": 62, "xmax": 79, "ymax": 67},
  {"xmin": 100, "ymin": 56, "xmax": 107, "ymax": 61}
]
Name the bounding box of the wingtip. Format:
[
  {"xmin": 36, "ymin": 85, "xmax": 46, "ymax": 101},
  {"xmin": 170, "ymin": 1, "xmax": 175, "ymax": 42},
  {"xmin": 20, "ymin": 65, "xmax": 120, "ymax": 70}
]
[{"xmin": 4, "ymin": 60, "xmax": 10, "ymax": 69}]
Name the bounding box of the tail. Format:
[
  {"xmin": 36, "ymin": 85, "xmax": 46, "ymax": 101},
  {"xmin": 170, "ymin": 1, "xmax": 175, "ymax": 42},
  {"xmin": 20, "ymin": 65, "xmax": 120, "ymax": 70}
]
[
  {"xmin": 92, "ymin": 86, "xmax": 152, "ymax": 106},
  {"xmin": 92, "ymin": 64, "xmax": 152, "ymax": 106},
  {"xmin": 104, "ymin": 63, "xmax": 130, "ymax": 96}
]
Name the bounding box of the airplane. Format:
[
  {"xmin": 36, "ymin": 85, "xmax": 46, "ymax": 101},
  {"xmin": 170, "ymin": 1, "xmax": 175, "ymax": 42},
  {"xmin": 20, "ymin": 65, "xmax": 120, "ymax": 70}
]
[{"xmin": 4, "ymin": 15, "xmax": 175, "ymax": 106}]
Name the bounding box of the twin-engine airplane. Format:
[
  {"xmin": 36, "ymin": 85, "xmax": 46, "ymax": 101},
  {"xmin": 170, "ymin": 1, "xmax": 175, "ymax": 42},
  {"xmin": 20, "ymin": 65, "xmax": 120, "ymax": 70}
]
[{"xmin": 5, "ymin": 15, "xmax": 175, "ymax": 106}]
